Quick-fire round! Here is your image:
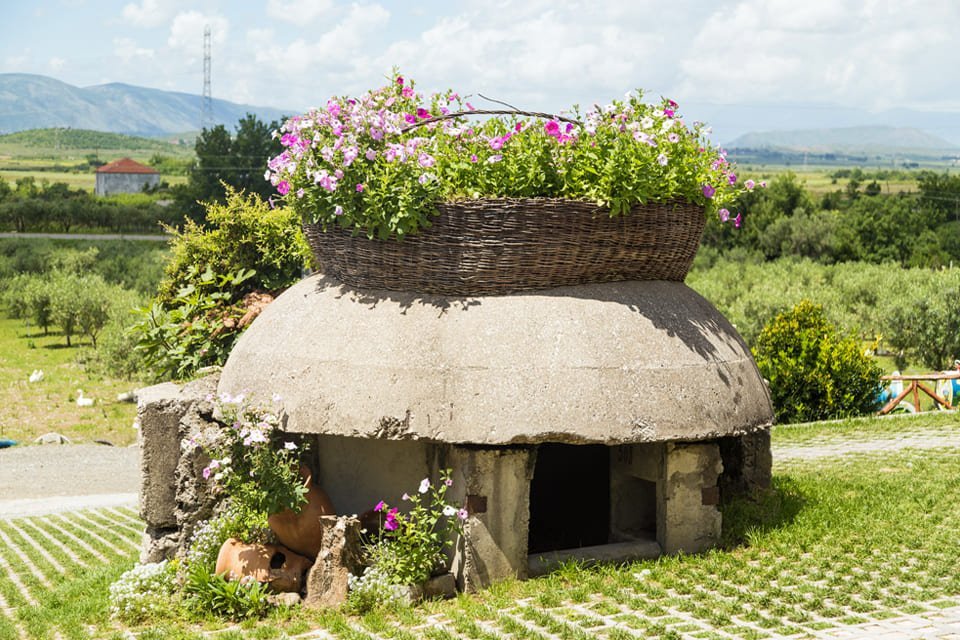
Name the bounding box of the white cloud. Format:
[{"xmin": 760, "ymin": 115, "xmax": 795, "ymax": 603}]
[
  {"xmin": 113, "ymin": 37, "xmax": 155, "ymax": 62},
  {"xmin": 265, "ymin": 0, "xmax": 334, "ymax": 24},
  {"xmin": 168, "ymin": 10, "xmax": 229, "ymax": 52},
  {"xmin": 251, "ymin": 4, "xmax": 388, "ymax": 75},
  {"xmin": 673, "ymin": 0, "xmax": 960, "ymax": 110},
  {"xmin": 49, "ymin": 57, "xmax": 66, "ymax": 71},
  {"xmin": 122, "ymin": 0, "xmax": 178, "ymax": 27}
]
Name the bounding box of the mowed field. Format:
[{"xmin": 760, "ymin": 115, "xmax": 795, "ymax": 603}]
[{"xmin": 0, "ymin": 317, "xmax": 139, "ymax": 447}]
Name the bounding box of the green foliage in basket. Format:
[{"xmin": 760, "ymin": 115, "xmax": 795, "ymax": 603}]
[{"xmin": 266, "ymin": 72, "xmax": 753, "ymax": 240}]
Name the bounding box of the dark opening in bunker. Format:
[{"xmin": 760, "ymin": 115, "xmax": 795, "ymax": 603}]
[{"xmin": 528, "ymin": 443, "xmax": 610, "ymax": 554}]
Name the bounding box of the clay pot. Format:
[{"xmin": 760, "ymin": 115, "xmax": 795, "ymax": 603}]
[
  {"xmin": 214, "ymin": 538, "xmax": 313, "ymax": 593},
  {"xmin": 268, "ymin": 466, "xmax": 335, "ymax": 558}
]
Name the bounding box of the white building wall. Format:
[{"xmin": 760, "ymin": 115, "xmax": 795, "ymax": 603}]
[{"xmin": 95, "ymin": 172, "xmax": 160, "ymax": 196}]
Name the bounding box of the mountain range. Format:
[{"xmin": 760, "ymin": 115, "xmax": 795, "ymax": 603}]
[
  {"xmin": 2, "ymin": 73, "xmax": 959, "ymax": 158},
  {"xmin": 726, "ymin": 126, "xmax": 959, "ymax": 156},
  {"xmin": 0, "ymin": 73, "xmax": 290, "ymax": 137}
]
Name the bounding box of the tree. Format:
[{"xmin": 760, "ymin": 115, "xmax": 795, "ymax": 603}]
[
  {"xmin": 231, "ymin": 114, "xmax": 281, "ymax": 200},
  {"xmin": 174, "ymin": 114, "xmax": 284, "ymax": 222}
]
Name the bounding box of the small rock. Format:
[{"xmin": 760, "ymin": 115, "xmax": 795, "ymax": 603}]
[
  {"xmin": 94, "ymin": 439, "xmax": 115, "ymax": 446},
  {"xmin": 304, "ymin": 516, "xmax": 363, "ymax": 609},
  {"xmin": 422, "ymin": 573, "xmax": 457, "ymax": 600},
  {"xmin": 267, "ymin": 592, "xmax": 302, "ymax": 608},
  {"xmin": 34, "ymin": 432, "xmax": 71, "ymax": 445}
]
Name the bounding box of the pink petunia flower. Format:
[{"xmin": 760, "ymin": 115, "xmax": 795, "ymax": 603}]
[
  {"xmin": 416, "ymin": 107, "xmax": 430, "ymax": 119},
  {"xmin": 719, "ymin": 208, "xmax": 731, "ymax": 222},
  {"xmin": 277, "ymin": 181, "xmax": 290, "ymax": 195},
  {"xmin": 374, "ymin": 500, "xmax": 386, "ymax": 512},
  {"xmin": 356, "ymin": 183, "xmax": 364, "ymax": 192},
  {"xmin": 457, "ymin": 508, "xmax": 468, "ymax": 520}
]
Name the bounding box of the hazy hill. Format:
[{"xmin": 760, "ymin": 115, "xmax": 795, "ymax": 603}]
[
  {"xmin": 0, "ymin": 128, "xmax": 191, "ymax": 153},
  {"xmin": 0, "ymin": 73, "xmax": 291, "ymax": 136},
  {"xmin": 727, "ymin": 126, "xmax": 959, "ymax": 155}
]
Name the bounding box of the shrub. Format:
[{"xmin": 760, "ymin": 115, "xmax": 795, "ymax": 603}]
[
  {"xmin": 156, "ymin": 186, "xmax": 309, "ymax": 303},
  {"xmin": 132, "ymin": 187, "xmax": 309, "ymax": 381},
  {"xmin": 129, "ymin": 266, "xmax": 256, "ymax": 381},
  {"xmin": 753, "ymin": 300, "xmax": 882, "ymax": 424},
  {"xmin": 109, "ymin": 561, "xmax": 177, "ymax": 623}
]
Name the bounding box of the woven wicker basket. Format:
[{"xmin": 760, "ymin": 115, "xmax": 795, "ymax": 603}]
[{"xmin": 302, "ymin": 198, "xmax": 705, "ymax": 296}]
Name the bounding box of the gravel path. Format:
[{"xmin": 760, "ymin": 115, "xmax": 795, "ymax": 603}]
[{"xmin": 0, "ymin": 443, "xmax": 139, "ymax": 518}]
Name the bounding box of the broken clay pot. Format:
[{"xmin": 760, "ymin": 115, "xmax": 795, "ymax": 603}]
[
  {"xmin": 214, "ymin": 538, "xmax": 313, "ymax": 593},
  {"xmin": 267, "ymin": 466, "xmax": 335, "ymax": 558}
]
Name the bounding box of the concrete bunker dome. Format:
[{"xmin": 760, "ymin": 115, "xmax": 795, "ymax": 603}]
[{"xmin": 219, "ymin": 276, "xmax": 772, "ymax": 446}]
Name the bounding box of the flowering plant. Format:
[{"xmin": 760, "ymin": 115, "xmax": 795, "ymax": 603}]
[
  {"xmin": 190, "ymin": 392, "xmax": 308, "ymax": 516},
  {"xmin": 266, "ymin": 72, "xmax": 752, "ymax": 240},
  {"xmin": 361, "ymin": 469, "xmax": 467, "ymax": 586}
]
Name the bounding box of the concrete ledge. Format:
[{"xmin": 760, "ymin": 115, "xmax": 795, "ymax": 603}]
[{"xmin": 528, "ymin": 539, "xmax": 662, "ymax": 577}]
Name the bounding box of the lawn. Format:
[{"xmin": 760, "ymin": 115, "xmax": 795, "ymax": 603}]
[
  {"xmin": 2, "ymin": 415, "xmax": 958, "ymax": 639},
  {"xmin": 0, "ymin": 317, "xmax": 139, "ymax": 446}
]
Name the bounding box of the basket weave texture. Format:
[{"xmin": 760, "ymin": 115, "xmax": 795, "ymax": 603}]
[{"xmin": 302, "ymin": 198, "xmax": 705, "ymax": 296}]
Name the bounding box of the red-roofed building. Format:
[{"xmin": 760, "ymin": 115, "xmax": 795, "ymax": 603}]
[{"xmin": 95, "ymin": 157, "xmax": 160, "ymax": 196}]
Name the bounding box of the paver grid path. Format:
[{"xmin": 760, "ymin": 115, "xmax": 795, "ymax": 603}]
[{"xmin": 2, "ymin": 426, "xmax": 960, "ymax": 639}]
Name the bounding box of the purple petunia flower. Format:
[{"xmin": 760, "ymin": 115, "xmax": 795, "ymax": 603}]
[
  {"xmin": 702, "ymin": 184, "xmax": 715, "ymax": 199},
  {"xmin": 384, "ymin": 507, "xmax": 399, "ymax": 531}
]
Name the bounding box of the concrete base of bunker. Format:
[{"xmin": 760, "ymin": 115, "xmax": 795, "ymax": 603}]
[{"xmin": 136, "ymin": 273, "xmax": 773, "ymax": 599}]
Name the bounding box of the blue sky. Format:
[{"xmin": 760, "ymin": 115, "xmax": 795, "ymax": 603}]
[{"xmin": 2, "ymin": 0, "xmax": 959, "ymax": 142}]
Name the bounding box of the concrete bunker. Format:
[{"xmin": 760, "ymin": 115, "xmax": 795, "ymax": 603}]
[
  {"xmin": 137, "ymin": 272, "xmax": 774, "ymax": 597},
  {"xmin": 218, "ymin": 274, "xmax": 771, "ymax": 589}
]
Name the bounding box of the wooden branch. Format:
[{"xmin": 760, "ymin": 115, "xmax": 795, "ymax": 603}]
[{"xmin": 400, "ymin": 109, "xmax": 582, "ymax": 134}]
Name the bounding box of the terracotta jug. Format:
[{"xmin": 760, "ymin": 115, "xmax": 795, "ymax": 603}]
[
  {"xmin": 268, "ymin": 466, "xmax": 335, "ymax": 558},
  {"xmin": 214, "ymin": 538, "xmax": 313, "ymax": 593}
]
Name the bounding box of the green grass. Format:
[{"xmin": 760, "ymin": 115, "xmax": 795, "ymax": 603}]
[
  {"xmin": 4, "ymin": 420, "xmax": 960, "ymax": 638},
  {"xmin": 0, "ymin": 316, "xmax": 139, "ymax": 445},
  {"xmin": 772, "ymin": 410, "xmax": 960, "ymax": 445}
]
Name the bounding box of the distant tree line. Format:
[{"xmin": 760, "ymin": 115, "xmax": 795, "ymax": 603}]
[
  {"xmin": 0, "ymin": 176, "xmax": 183, "ymax": 233},
  {"xmin": 701, "ymin": 170, "xmax": 960, "ymax": 268}
]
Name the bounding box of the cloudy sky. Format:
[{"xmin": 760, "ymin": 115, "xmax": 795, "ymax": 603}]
[{"xmin": 2, "ymin": 0, "xmax": 958, "ymax": 141}]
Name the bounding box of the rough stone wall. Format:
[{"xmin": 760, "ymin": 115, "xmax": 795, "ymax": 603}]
[
  {"xmin": 657, "ymin": 441, "xmax": 723, "ymax": 554},
  {"xmin": 95, "ymin": 172, "xmax": 160, "ymax": 197},
  {"xmin": 138, "ymin": 374, "xmax": 220, "ymax": 563},
  {"xmin": 717, "ymin": 429, "xmax": 773, "ymax": 500},
  {"xmin": 446, "ymin": 445, "xmax": 536, "ymax": 592}
]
